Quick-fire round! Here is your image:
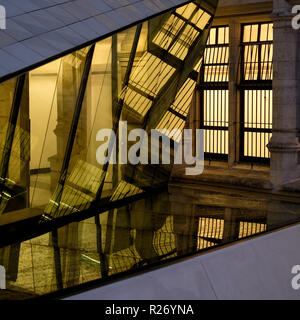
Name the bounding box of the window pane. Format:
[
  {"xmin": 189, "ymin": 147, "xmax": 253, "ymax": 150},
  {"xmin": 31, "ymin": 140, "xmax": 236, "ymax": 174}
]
[
  {"xmin": 243, "ymin": 24, "xmax": 259, "ymax": 43},
  {"xmin": 243, "ymin": 90, "xmax": 272, "ymax": 158},
  {"xmin": 201, "ymin": 27, "xmax": 229, "ymax": 158},
  {"xmin": 241, "ymin": 23, "xmax": 273, "ymax": 161},
  {"xmin": 30, "ymin": 47, "xmax": 91, "ymax": 210}
]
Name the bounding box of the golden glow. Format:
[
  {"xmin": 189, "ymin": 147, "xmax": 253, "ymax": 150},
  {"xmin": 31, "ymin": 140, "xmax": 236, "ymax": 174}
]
[
  {"xmin": 202, "ymin": 27, "xmax": 229, "ymax": 156},
  {"xmin": 242, "ymin": 22, "xmax": 273, "ymax": 159},
  {"xmin": 156, "ymin": 78, "xmax": 198, "ymax": 142},
  {"xmin": 239, "ymin": 222, "xmax": 267, "ymax": 238},
  {"xmin": 243, "ymin": 23, "xmax": 273, "ymax": 81}
]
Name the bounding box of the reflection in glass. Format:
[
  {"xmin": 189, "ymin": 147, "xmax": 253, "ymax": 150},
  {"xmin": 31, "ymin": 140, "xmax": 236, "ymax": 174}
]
[
  {"xmin": 0, "ymin": 0, "xmax": 223, "ymax": 299},
  {"xmin": 1, "ymin": 186, "xmax": 300, "ymax": 299}
]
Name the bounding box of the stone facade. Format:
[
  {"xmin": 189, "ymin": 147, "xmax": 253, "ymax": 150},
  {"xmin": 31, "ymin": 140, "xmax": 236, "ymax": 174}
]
[{"xmin": 176, "ymin": 0, "xmax": 300, "ymax": 192}]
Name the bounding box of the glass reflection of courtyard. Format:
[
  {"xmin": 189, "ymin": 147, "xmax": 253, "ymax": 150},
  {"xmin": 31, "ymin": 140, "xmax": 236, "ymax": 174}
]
[{"xmin": 1, "ymin": 182, "xmax": 300, "ymax": 300}]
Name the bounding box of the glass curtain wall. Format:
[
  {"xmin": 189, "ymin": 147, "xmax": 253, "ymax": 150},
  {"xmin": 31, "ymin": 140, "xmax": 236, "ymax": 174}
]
[{"xmin": 0, "ymin": 1, "xmax": 218, "ymax": 296}]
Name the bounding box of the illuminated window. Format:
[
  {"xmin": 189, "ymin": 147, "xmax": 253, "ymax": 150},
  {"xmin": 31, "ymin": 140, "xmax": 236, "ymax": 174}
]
[
  {"xmin": 240, "ymin": 23, "xmax": 273, "ymax": 162},
  {"xmin": 200, "ymin": 26, "xmax": 229, "ymax": 160},
  {"xmin": 239, "ymin": 220, "xmax": 267, "ymax": 239}
]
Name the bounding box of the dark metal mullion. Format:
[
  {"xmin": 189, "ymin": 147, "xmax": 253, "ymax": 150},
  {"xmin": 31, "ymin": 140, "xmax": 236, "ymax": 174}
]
[
  {"xmin": 216, "ymin": 26, "xmax": 219, "ymax": 44},
  {"xmin": 203, "ymin": 126, "xmax": 228, "ymax": 131},
  {"xmin": 257, "ymin": 24, "xmax": 262, "ymax": 81},
  {"xmin": 216, "ymin": 88, "xmax": 219, "ymax": 153},
  {"xmin": 240, "ymin": 90, "xmax": 245, "ymax": 160},
  {"xmin": 244, "ymin": 127, "xmax": 272, "ymax": 133},
  {"xmin": 204, "ymin": 62, "xmax": 228, "ymax": 67},
  {"xmin": 47, "ymin": 45, "xmax": 95, "ymax": 217},
  {"xmin": 248, "ymin": 90, "xmax": 251, "ymax": 156},
  {"xmin": 265, "ymin": 43, "xmax": 270, "ymax": 80},
  {"xmin": 220, "ymin": 89, "xmax": 223, "ymax": 153},
  {"xmin": 95, "ymin": 214, "xmax": 109, "ymax": 278},
  {"xmin": 256, "ymin": 89, "xmax": 258, "ymax": 157},
  {"xmin": 166, "ymin": 7, "xmax": 199, "ymax": 53},
  {"xmin": 238, "ymin": 81, "xmax": 272, "ymax": 90},
  {"xmin": 197, "ymin": 83, "xmax": 228, "ymax": 90},
  {"xmin": 95, "ymin": 24, "xmax": 143, "ymax": 201},
  {"xmin": 263, "ymin": 90, "xmax": 266, "ymax": 157},
  {"xmin": 206, "ymin": 44, "xmax": 228, "ymax": 49},
  {"xmin": 173, "ymin": 12, "xmax": 202, "ymax": 33},
  {"xmin": 127, "ymin": 83, "xmax": 155, "ymax": 101},
  {"xmin": 199, "ymin": 63, "xmax": 205, "ymax": 130},
  {"xmin": 100, "ymin": 34, "xmax": 119, "ymax": 273},
  {"xmin": 212, "ymin": 88, "xmax": 215, "ymax": 153},
  {"xmin": 168, "ymin": 107, "xmax": 187, "ymax": 120},
  {"xmin": 243, "ymin": 40, "xmax": 273, "ymax": 45},
  {"xmin": 52, "ymin": 229, "xmax": 63, "ymax": 290}
]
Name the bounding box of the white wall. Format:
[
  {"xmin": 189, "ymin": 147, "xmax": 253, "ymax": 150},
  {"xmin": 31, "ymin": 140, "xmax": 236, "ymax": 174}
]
[{"xmin": 65, "ymin": 223, "xmax": 300, "ymax": 300}]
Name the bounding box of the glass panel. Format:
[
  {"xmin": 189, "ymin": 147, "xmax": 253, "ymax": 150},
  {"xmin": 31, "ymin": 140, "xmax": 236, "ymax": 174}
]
[
  {"xmin": 29, "ymin": 60, "xmax": 61, "ymax": 172},
  {"xmin": 260, "ymin": 23, "xmax": 273, "ymax": 41},
  {"xmin": 244, "ymin": 131, "xmax": 271, "ymax": 158},
  {"xmin": 30, "ymin": 48, "xmax": 90, "ymax": 211},
  {"xmin": 242, "ymin": 23, "xmax": 273, "ymax": 81},
  {"xmin": 261, "ymin": 43, "xmax": 273, "ymax": 80},
  {"xmin": 176, "ymin": 2, "xmax": 198, "ymax": 19},
  {"xmin": 243, "ymin": 44, "xmax": 259, "ymax": 80},
  {"xmin": 243, "ymin": 24, "xmax": 259, "ymax": 43},
  {"xmin": 207, "ymin": 27, "xmax": 216, "ymax": 45},
  {"xmin": 195, "ymin": 11, "xmax": 211, "ymax": 30},
  {"xmin": 244, "ymin": 90, "xmax": 272, "ymax": 130}
]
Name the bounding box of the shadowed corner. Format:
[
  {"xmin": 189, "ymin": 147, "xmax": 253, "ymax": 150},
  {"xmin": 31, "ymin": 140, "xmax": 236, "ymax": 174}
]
[{"xmin": 0, "ymin": 265, "xmax": 6, "ymax": 290}]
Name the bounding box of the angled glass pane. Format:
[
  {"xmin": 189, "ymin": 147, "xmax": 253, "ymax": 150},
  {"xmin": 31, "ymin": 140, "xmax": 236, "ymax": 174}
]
[
  {"xmin": 0, "ymin": 76, "xmax": 30, "ymax": 215},
  {"xmin": 30, "ymin": 47, "xmax": 91, "ymax": 212}
]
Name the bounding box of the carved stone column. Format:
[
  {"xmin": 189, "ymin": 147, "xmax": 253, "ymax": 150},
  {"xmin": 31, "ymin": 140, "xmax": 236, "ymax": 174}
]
[{"xmin": 268, "ymin": 0, "xmax": 300, "ymax": 188}]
